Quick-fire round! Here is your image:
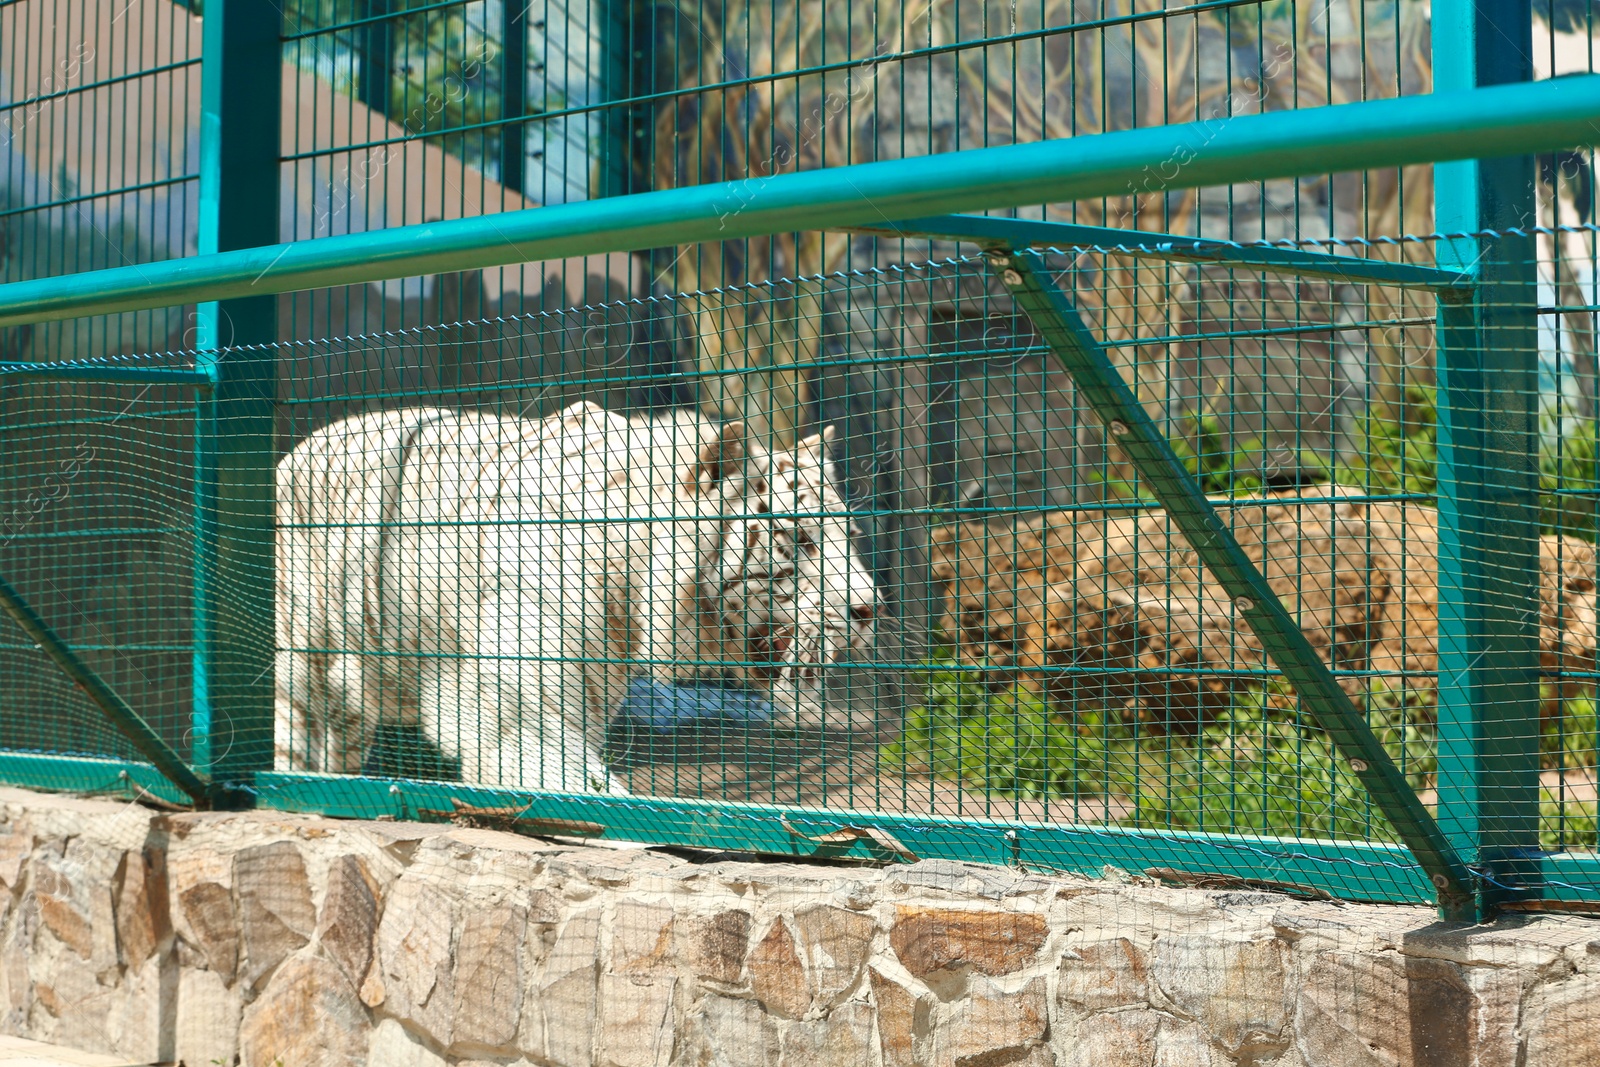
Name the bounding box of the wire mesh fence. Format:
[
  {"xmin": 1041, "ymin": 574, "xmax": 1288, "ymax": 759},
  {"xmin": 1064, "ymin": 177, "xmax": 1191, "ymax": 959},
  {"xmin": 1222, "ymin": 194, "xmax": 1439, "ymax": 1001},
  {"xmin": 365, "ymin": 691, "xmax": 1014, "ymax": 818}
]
[
  {"xmin": 3, "ymin": 0, "xmax": 1600, "ymax": 914},
  {"xmin": 3, "ymin": 220, "xmax": 1598, "ymax": 906}
]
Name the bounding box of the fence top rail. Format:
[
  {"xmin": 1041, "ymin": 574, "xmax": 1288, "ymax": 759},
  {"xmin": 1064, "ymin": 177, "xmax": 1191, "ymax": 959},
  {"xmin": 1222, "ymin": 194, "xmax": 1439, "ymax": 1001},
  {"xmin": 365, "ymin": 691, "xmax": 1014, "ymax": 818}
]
[{"xmin": 0, "ymin": 76, "xmax": 1595, "ymax": 329}]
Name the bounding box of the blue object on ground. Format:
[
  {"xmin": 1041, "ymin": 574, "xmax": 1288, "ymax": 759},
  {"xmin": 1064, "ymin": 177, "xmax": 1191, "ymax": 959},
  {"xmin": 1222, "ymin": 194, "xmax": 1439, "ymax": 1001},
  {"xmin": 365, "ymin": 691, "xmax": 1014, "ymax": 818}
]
[{"xmin": 618, "ymin": 677, "xmax": 775, "ymax": 733}]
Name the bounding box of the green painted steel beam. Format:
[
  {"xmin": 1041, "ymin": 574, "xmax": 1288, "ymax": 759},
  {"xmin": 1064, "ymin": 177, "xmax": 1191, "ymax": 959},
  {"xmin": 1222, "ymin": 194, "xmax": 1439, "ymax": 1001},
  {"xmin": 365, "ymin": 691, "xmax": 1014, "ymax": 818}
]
[
  {"xmin": 0, "ymin": 752, "xmax": 192, "ymax": 807},
  {"xmin": 989, "ymin": 249, "xmax": 1476, "ymax": 914},
  {"xmin": 253, "ymin": 771, "xmax": 1435, "ymax": 903},
  {"xmin": 0, "ymin": 575, "xmax": 209, "ymax": 803},
  {"xmin": 0, "ymin": 362, "xmax": 213, "ymax": 385},
  {"xmin": 1539, "ymin": 854, "xmax": 1600, "ymax": 904},
  {"xmin": 1, "ymin": 76, "xmax": 1599, "ymax": 327},
  {"xmin": 855, "ymin": 215, "xmax": 1470, "ymax": 292},
  {"xmin": 1431, "ymin": 0, "xmax": 1544, "ymax": 923},
  {"xmin": 192, "ymin": 0, "xmax": 280, "ymax": 788}
]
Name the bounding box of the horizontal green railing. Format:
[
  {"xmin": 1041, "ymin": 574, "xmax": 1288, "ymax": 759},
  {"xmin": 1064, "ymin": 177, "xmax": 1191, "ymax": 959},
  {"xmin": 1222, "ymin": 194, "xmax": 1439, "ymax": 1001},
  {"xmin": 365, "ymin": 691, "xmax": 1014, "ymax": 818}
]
[{"xmin": 0, "ymin": 76, "xmax": 1596, "ymax": 327}]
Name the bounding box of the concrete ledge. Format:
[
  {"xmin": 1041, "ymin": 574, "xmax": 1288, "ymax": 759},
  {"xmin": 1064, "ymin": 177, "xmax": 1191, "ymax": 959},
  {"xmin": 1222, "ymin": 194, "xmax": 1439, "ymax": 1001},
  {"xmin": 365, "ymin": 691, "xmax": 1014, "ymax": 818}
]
[{"xmin": 1, "ymin": 786, "xmax": 1597, "ymax": 1066}]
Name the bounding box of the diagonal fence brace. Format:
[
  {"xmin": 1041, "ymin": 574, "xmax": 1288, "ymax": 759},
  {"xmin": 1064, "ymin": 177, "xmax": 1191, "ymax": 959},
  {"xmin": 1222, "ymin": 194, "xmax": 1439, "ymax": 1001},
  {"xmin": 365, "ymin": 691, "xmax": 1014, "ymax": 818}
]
[
  {"xmin": 0, "ymin": 571, "xmax": 210, "ymax": 805},
  {"xmin": 985, "ymin": 247, "xmax": 1475, "ymax": 914}
]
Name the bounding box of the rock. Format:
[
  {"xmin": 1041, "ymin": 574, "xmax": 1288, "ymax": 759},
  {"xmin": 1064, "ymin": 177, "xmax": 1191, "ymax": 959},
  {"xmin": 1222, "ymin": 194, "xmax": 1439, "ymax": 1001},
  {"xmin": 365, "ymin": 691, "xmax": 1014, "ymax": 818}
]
[
  {"xmin": 747, "ymin": 919, "xmax": 809, "ymax": 1020},
  {"xmin": 1058, "ymin": 937, "xmax": 1148, "ymax": 1014},
  {"xmin": 949, "ymin": 976, "xmax": 1048, "ymax": 1067},
  {"xmin": 792, "ymin": 905, "xmax": 876, "ymax": 1008},
  {"xmin": 695, "ymin": 993, "xmax": 779, "ymax": 1067},
  {"xmin": 869, "ymin": 966, "xmax": 932, "ymax": 1067},
  {"xmin": 890, "ymin": 906, "xmax": 1048, "ymax": 979},
  {"xmin": 598, "ymin": 973, "xmax": 678, "ymax": 1067},
  {"xmin": 104, "ymin": 954, "xmax": 164, "ymax": 1062},
  {"xmin": 612, "ymin": 900, "xmax": 675, "ymax": 975},
  {"xmin": 1150, "ymin": 933, "xmax": 1287, "ymax": 1054},
  {"xmin": 0, "ymin": 830, "xmax": 30, "ymax": 892},
  {"xmin": 238, "ymin": 954, "xmax": 368, "ymax": 1067},
  {"xmin": 113, "ymin": 848, "xmax": 169, "ymax": 973},
  {"xmin": 1054, "ymin": 1007, "xmax": 1160, "ymax": 1067},
  {"xmin": 527, "ymin": 908, "xmax": 601, "ymax": 1066},
  {"xmin": 316, "ymin": 853, "xmax": 380, "ymax": 988},
  {"xmin": 178, "ymin": 881, "xmax": 239, "ymax": 984},
  {"xmin": 234, "ymin": 841, "xmax": 316, "ymax": 990},
  {"xmin": 779, "ymin": 1001, "xmax": 876, "ymax": 1067},
  {"xmin": 374, "ymin": 874, "xmax": 457, "ymax": 1047},
  {"xmin": 1522, "ymin": 972, "xmax": 1600, "ymax": 1067},
  {"xmin": 369, "ymin": 1017, "xmax": 449, "ymax": 1067},
  {"xmin": 31, "ymin": 856, "xmax": 92, "ymax": 960},
  {"xmin": 676, "ymin": 908, "xmax": 752, "ymax": 985},
  {"xmin": 1295, "ymin": 951, "xmax": 1495, "ymax": 1067},
  {"xmin": 452, "ymin": 903, "xmax": 527, "ymax": 1051},
  {"xmin": 175, "ymin": 966, "xmax": 243, "ymax": 1067}
]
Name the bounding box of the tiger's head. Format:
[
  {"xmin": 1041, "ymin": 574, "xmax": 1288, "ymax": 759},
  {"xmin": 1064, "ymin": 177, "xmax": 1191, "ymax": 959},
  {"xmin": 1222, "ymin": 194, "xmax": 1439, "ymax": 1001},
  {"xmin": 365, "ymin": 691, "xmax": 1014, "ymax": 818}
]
[{"xmin": 683, "ymin": 421, "xmax": 880, "ymax": 692}]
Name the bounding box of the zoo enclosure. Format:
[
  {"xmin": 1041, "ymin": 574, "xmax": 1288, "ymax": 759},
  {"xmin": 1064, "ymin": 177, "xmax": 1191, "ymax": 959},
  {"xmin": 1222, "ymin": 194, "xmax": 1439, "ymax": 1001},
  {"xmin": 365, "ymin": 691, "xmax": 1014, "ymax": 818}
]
[{"xmin": 2, "ymin": 0, "xmax": 1600, "ymax": 920}]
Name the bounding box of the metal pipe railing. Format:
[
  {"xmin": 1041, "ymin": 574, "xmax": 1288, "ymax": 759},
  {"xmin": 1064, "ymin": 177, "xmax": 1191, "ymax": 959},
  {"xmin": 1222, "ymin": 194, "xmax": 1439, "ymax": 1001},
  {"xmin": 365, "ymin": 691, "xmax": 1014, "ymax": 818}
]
[{"xmin": 1, "ymin": 75, "xmax": 1598, "ymax": 328}]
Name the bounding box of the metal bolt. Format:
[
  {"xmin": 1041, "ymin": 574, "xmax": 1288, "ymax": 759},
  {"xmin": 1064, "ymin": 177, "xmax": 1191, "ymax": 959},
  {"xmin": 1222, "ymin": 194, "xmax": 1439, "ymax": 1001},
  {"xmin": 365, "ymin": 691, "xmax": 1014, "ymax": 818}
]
[
  {"xmin": 1108, "ymin": 420, "xmax": 1130, "ymax": 437},
  {"xmin": 1002, "ymin": 269, "xmax": 1023, "ymax": 286},
  {"xmin": 1348, "ymin": 758, "xmax": 1369, "ymax": 773},
  {"xmin": 1431, "ymin": 872, "xmax": 1452, "ymax": 889},
  {"xmin": 1234, "ymin": 596, "xmax": 1254, "ymax": 612}
]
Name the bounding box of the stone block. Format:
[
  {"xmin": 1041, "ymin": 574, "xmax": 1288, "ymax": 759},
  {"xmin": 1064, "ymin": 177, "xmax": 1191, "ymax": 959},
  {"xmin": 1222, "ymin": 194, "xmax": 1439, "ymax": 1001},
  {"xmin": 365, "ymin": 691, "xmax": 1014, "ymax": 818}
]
[
  {"xmin": 234, "ymin": 840, "xmax": 316, "ymax": 991},
  {"xmin": 676, "ymin": 908, "xmax": 753, "ymax": 986},
  {"xmin": 369, "ymin": 1017, "xmax": 449, "ymax": 1067},
  {"xmin": 112, "ymin": 848, "xmax": 169, "ymax": 973},
  {"xmin": 452, "ymin": 902, "xmax": 527, "ymax": 1051},
  {"xmin": 316, "ymin": 853, "xmax": 380, "ymax": 989},
  {"xmin": 1150, "ymin": 933, "xmax": 1287, "ymax": 1054},
  {"xmin": 374, "ymin": 873, "xmax": 457, "ymax": 1046},
  {"xmin": 598, "ymin": 972, "xmax": 677, "ymax": 1067},
  {"xmin": 178, "ymin": 880, "xmax": 239, "ymax": 985},
  {"xmin": 748, "ymin": 918, "xmax": 809, "ymax": 1020},
  {"xmin": 31, "ymin": 854, "xmax": 92, "ymax": 960},
  {"xmin": 792, "ymin": 905, "xmax": 876, "ymax": 1008},
  {"xmin": 869, "ymin": 966, "xmax": 933, "ymax": 1067},
  {"xmin": 1522, "ymin": 972, "xmax": 1600, "ymax": 1067},
  {"xmin": 1054, "ymin": 1007, "xmax": 1160, "ymax": 1067},
  {"xmin": 948, "ymin": 976, "xmax": 1048, "ymax": 1067},
  {"xmin": 0, "ymin": 830, "xmax": 31, "ymax": 892},
  {"xmin": 779, "ymin": 1001, "xmax": 876, "ymax": 1067},
  {"xmin": 176, "ymin": 966, "xmax": 243, "ymax": 1067},
  {"xmin": 695, "ymin": 992, "xmax": 780, "ymax": 1067},
  {"xmin": 1058, "ymin": 937, "xmax": 1149, "ymax": 1014},
  {"xmin": 1294, "ymin": 950, "xmax": 1503, "ymax": 1067},
  {"xmin": 239, "ymin": 954, "xmax": 368, "ymax": 1067},
  {"xmin": 890, "ymin": 905, "xmax": 1048, "ymax": 979},
  {"xmin": 612, "ymin": 900, "xmax": 675, "ymax": 975},
  {"xmin": 527, "ymin": 907, "xmax": 601, "ymax": 1066}
]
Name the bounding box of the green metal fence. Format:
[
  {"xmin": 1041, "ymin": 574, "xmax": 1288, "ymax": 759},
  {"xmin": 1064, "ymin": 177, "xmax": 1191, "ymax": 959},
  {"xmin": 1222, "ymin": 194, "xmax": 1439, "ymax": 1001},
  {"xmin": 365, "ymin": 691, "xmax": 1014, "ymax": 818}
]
[{"xmin": 4, "ymin": 0, "xmax": 1600, "ymax": 920}]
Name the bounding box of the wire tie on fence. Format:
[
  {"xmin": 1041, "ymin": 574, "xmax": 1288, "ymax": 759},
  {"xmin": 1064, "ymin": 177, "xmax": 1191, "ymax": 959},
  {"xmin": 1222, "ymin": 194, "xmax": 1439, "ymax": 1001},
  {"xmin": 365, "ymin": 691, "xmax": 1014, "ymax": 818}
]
[{"xmin": 780, "ymin": 817, "xmax": 918, "ymax": 862}]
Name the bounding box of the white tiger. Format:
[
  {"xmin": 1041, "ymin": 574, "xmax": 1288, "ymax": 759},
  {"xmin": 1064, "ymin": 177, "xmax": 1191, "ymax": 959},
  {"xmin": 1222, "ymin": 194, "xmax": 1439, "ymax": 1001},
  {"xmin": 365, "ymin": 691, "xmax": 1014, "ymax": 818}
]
[{"xmin": 274, "ymin": 401, "xmax": 879, "ymax": 794}]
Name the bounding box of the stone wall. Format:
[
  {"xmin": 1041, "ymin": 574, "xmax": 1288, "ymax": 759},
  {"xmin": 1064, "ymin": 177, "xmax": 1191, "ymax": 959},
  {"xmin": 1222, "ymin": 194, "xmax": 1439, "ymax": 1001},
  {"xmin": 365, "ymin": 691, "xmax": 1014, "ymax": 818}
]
[{"xmin": 1, "ymin": 786, "xmax": 1597, "ymax": 1067}]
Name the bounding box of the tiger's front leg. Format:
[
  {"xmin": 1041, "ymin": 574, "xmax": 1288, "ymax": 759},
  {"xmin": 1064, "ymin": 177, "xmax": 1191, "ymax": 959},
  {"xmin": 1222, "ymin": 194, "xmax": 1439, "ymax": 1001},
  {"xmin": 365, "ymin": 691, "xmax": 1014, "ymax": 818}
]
[{"xmin": 420, "ymin": 601, "xmax": 628, "ymax": 794}]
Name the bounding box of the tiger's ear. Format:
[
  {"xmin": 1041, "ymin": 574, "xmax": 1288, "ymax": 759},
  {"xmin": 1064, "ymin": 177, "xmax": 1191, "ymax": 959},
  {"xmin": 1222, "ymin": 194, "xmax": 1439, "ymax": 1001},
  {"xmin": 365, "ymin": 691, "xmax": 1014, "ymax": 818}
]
[
  {"xmin": 686, "ymin": 421, "xmax": 746, "ymax": 495},
  {"xmin": 797, "ymin": 424, "xmax": 837, "ymax": 461}
]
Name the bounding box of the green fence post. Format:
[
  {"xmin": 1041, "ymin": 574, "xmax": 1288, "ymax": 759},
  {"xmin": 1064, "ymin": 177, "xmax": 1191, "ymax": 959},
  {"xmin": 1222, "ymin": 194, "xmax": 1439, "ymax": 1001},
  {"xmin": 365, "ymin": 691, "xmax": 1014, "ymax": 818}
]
[
  {"xmin": 500, "ymin": 0, "xmax": 527, "ymax": 196},
  {"xmin": 1432, "ymin": 0, "xmax": 1544, "ymax": 921},
  {"xmin": 194, "ymin": 0, "xmax": 281, "ymax": 802}
]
